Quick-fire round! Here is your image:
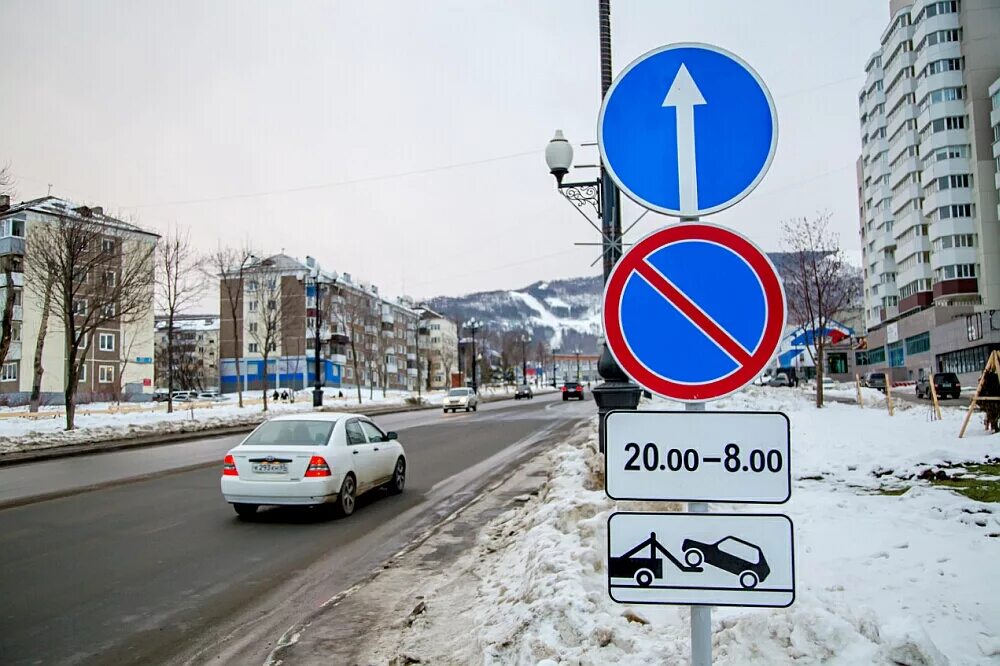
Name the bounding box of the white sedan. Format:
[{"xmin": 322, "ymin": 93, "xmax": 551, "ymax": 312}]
[{"xmin": 220, "ymin": 413, "xmax": 406, "ymax": 519}]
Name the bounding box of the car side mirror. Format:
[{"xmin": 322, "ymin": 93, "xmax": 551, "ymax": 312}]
[{"xmin": 386, "ymin": 431, "xmax": 398, "ymax": 440}]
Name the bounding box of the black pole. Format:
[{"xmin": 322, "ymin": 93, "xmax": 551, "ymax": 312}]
[
  {"xmin": 521, "ymin": 338, "xmax": 527, "ymax": 384},
  {"xmin": 471, "ymin": 326, "xmax": 478, "ymax": 393},
  {"xmin": 592, "ymin": 0, "xmax": 642, "ymax": 452},
  {"xmin": 312, "ymin": 279, "xmax": 323, "ymax": 408}
]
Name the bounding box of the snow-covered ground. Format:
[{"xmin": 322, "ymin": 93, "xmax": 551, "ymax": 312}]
[
  {"xmin": 0, "ymin": 388, "xmax": 446, "ymax": 455},
  {"xmin": 456, "ymin": 387, "xmax": 999, "ymax": 664}
]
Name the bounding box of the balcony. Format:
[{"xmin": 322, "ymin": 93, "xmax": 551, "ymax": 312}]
[
  {"xmin": 933, "ymin": 278, "xmax": 978, "ymax": 300},
  {"xmin": 899, "ymin": 291, "xmax": 933, "ymax": 315},
  {"xmin": 11, "ymin": 305, "xmax": 22, "ymax": 321},
  {"xmin": 330, "ymin": 353, "xmax": 347, "ymax": 365},
  {"xmin": 406, "ymin": 352, "xmax": 417, "ymax": 361},
  {"xmin": 407, "ymin": 368, "xmax": 418, "ymax": 377},
  {"xmin": 5, "ymin": 341, "xmax": 20, "ymax": 361}
]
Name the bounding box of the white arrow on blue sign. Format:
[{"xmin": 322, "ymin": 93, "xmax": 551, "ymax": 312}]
[{"xmin": 598, "ymin": 43, "xmax": 778, "ymax": 217}]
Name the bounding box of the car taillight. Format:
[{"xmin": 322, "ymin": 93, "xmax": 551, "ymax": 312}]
[
  {"xmin": 304, "ymin": 455, "xmax": 331, "ymax": 477},
  {"xmin": 222, "ymin": 454, "xmax": 238, "ymax": 476},
  {"xmin": 576, "ymin": 386, "xmax": 582, "ymax": 392},
  {"xmin": 561, "ymin": 386, "xmax": 567, "ymax": 392}
]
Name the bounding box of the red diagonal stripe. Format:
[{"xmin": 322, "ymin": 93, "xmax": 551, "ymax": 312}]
[{"xmin": 634, "ymin": 260, "xmax": 754, "ymax": 366}]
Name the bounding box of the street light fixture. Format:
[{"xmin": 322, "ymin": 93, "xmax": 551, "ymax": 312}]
[
  {"xmin": 545, "ymin": 2, "xmax": 641, "ymax": 453},
  {"xmin": 574, "ymin": 348, "xmax": 582, "ymax": 382},
  {"xmin": 463, "ymin": 318, "xmax": 483, "ymax": 393}
]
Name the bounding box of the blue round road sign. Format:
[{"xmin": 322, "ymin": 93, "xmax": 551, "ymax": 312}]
[
  {"xmin": 598, "ymin": 43, "xmax": 777, "ymax": 217},
  {"xmin": 603, "ymin": 223, "xmax": 786, "ymax": 402}
]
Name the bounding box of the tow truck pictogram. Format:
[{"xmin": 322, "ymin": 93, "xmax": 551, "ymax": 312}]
[{"xmin": 608, "ymin": 531, "xmax": 703, "ymax": 587}]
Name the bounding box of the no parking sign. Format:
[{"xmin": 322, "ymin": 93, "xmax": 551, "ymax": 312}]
[{"xmin": 602, "ymin": 223, "xmax": 786, "ymax": 402}]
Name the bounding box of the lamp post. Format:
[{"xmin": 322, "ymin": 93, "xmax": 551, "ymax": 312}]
[
  {"xmin": 464, "ymin": 318, "xmax": 482, "ymax": 393},
  {"xmin": 574, "ymin": 348, "xmax": 582, "ymax": 382},
  {"xmin": 306, "ymin": 257, "xmax": 336, "ymax": 408},
  {"xmin": 520, "ymin": 333, "xmax": 529, "ymax": 385},
  {"xmin": 545, "ymin": 1, "xmax": 641, "ymax": 453},
  {"xmin": 552, "ymin": 347, "xmax": 560, "ymax": 387}
]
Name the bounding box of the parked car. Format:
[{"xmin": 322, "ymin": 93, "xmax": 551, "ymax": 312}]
[
  {"xmin": 152, "ymin": 389, "xmax": 170, "ymax": 402},
  {"xmin": 767, "ymin": 373, "xmax": 790, "ymax": 387},
  {"xmin": 514, "ymin": 384, "xmax": 533, "ymax": 400},
  {"xmin": 443, "ymin": 387, "xmax": 478, "ymax": 413},
  {"xmin": 820, "ymin": 376, "xmax": 835, "ymax": 389},
  {"xmin": 221, "ymin": 413, "xmax": 406, "ymax": 519},
  {"xmin": 171, "ymin": 391, "xmax": 196, "ymax": 402},
  {"xmin": 916, "ymin": 372, "xmax": 961, "ymax": 400},
  {"xmin": 864, "ymin": 372, "xmax": 887, "ymax": 392},
  {"xmin": 561, "ymin": 381, "xmax": 585, "ymax": 400}
]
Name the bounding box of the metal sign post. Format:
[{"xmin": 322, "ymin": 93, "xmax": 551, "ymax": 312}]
[{"xmin": 596, "ymin": 42, "xmax": 788, "ymax": 666}]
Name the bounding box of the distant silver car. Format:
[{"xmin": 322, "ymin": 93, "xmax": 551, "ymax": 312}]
[
  {"xmin": 767, "ymin": 374, "xmax": 790, "ymax": 388},
  {"xmin": 443, "ymin": 387, "xmax": 478, "ymax": 413}
]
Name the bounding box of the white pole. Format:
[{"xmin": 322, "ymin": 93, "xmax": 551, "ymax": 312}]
[{"xmin": 686, "ymin": 400, "xmax": 711, "ymax": 666}]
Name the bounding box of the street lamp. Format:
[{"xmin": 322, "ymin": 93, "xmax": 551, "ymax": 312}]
[
  {"xmin": 306, "ymin": 257, "xmax": 336, "ymax": 408},
  {"xmin": 545, "ymin": 2, "xmax": 641, "ymax": 454},
  {"xmin": 464, "ymin": 318, "xmax": 482, "ymax": 393},
  {"xmin": 574, "ymin": 348, "xmax": 582, "ymax": 382},
  {"xmin": 520, "ymin": 333, "xmax": 529, "ymax": 385},
  {"xmin": 552, "ymin": 347, "xmax": 560, "ymax": 387}
]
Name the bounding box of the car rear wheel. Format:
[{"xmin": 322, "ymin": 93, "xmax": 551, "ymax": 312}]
[
  {"xmin": 389, "ymin": 457, "xmax": 405, "ymax": 495},
  {"xmin": 739, "ymin": 571, "xmax": 759, "ymax": 589},
  {"xmin": 233, "ymin": 503, "xmax": 258, "ymax": 519},
  {"xmin": 473, "ymin": 405, "xmax": 477, "ymax": 411},
  {"xmin": 336, "ymin": 474, "xmax": 356, "ymax": 517}
]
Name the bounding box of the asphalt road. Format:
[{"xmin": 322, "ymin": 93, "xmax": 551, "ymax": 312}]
[{"xmin": 0, "ymin": 392, "xmax": 591, "ymax": 665}]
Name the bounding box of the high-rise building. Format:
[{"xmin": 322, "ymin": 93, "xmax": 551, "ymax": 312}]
[
  {"xmin": 414, "ymin": 306, "xmax": 458, "ymax": 390},
  {"xmin": 856, "ymin": 0, "xmax": 1000, "ymax": 384}
]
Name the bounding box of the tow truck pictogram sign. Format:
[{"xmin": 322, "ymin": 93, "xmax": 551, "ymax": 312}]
[{"xmin": 607, "ymin": 512, "xmax": 794, "ymax": 608}]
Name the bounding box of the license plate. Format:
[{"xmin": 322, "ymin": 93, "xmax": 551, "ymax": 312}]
[{"xmin": 252, "ymin": 463, "xmax": 288, "ymax": 474}]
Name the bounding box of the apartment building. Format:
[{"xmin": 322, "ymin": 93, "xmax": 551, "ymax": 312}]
[
  {"xmin": 218, "ymin": 254, "xmax": 419, "ymax": 394},
  {"xmin": 0, "ymin": 196, "xmax": 157, "ymax": 402},
  {"xmin": 154, "ymin": 314, "xmax": 220, "ymax": 391},
  {"xmin": 856, "ymin": 0, "xmax": 1000, "ymax": 384},
  {"xmin": 414, "ymin": 306, "xmax": 458, "ymax": 390}
]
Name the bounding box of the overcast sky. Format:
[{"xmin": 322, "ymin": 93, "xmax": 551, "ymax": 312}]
[{"xmin": 0, "ymin": 0, "xmax": 888, "ymax": 307}]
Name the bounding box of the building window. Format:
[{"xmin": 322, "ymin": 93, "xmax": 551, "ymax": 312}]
[
  {"xmin": 249, "ymin": 301, "xmax": 258, "ymax": 313},
  {"xmin": 103, "ymin": 303, "xmax": 116, "ymax": 318},
  {"xmin": 78, "ymin": 364, "xmax": 87, "ymax": 382},
  {"xmin": 101, "ymin": 238, "xmax": 115, "ymax": 253},
  {"xmin": 98, "ymin": 365, "xmax": 114, "ymax": 384},
  {"xmin": 919, "ymin": 28, "xmax": 961, "ymax": 50},
  {"xmin": 905, "ymin": 332, "xmax": 931, "ymax": 355},
  {"xmin": 248, "ymin": 322, "xmax": 258, "ymax": 333},
  {"xmin": 99, "ymin": 333, "xmax": 115, "ymax": 352},
  {"xmin": 967, "ymin": 314, "xmax": 983, "ymax": 341},
  {"xmin": 1, "ymin": 362, "xmax": 17, "ymax": 381},
  {"xmin": 73, "ymin": 299, "xmax": 87, "ymax": 315},
  {"xmin": 103, "ymin": 271, "xmax": 116, "ymax": 287},
  {"xmin": 267, "ymin": 342, "xmax": 277, "ymax": 352},
  {"xmin": 918, "ymin": 86, "xmax": 965, "ymax": 112},
  {"xmin": 937, "ymin": 345, "xmax": 996, "ymax": 375},
  {"xmin": 868, "ymin": 347, "xmax": 887, "ymax": 365},
  {"xmin": 0, "ymin": 218, "xmax": 26, "ymax": 238},
  {"xmin": 934, "ymin": 263, "xmax": 977, "ymax": 280},
  {"xmin": 248, "ymin": 342, "xmax": 259, "ymax": 353},
  {"xmin": 888, "ymin": 341, "xmax": 905, "ymax": 368},
  {"xmin": 267, "ymin": 300, "xmax": 276, "ymax": 310},
  {"xmin": 935, "ymin": 204, "xmax": 972, "ymax": 220}
]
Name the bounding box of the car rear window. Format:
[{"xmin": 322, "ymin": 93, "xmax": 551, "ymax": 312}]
[
  {"xmin": 938, "ymin": 373, "xmax": 959, "ymax": 382},
  {"xmin": 242, "ymin": 420, "xmax": 336, "ymax": 446},
  {"xmin": 448, "ymin": 388, "xmax": 470, "ymax": 397}
]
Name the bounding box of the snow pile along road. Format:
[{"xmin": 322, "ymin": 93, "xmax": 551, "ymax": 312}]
[
  {"xmin": 467, "ymin": 387, "xmax": 999, "ymax": 665},
  {"xmin": 0, "ymin": 389, "xmax": 445, "ymax": 455}
]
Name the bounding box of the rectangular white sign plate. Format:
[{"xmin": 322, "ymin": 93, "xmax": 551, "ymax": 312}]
[
  {"xmin": 607, "ymin": 512, "xmax": 795, "ymax": 608},
  {"xmin": 604, "ymin": 410, "xmax": 791, "ymax": 503}
]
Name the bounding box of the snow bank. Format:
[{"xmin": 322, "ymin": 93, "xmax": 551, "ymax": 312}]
[
  {"xmin": 0, "ymin": 390, "xmax": 447, "ymax": 455},
  {"xmin": 471, "ymin": 387, "xmax": 999, "ymax": 665}
]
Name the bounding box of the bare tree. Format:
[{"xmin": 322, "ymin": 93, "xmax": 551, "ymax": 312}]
[
  {"xmin": 26, "ymin": 211, "xmax": 155, "ymax": 429},
  {"xmin": 28, "ymin": 276, "xmax": 54, "ymax": 412},
  {"xmin": 156, "ymin": 228, "xmax": 205, "ymax": 413},
  {"xmin": 330, "ymin": 286, "xmax": 367, "ymax": 404},
  {"xmin": 780, "ymin": 213, "xmax": 856, "ymax": 408},
  {"xmin": 248, "ymin": 265, "xmax": 283, "ymax": 412},
  {"xmin": 211, "ymin": 244, "xmax": 254, "ymax": 408}
]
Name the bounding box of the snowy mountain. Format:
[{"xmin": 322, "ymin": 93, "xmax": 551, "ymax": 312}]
[
  {"xmin": 426, "ymin": 275, "xmax": 604, "ymax": 353},
  {"xmin": 426, "ymin": 253, "xmax": 861, "ymax": 354}
]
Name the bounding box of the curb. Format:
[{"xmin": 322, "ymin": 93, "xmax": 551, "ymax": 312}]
[{"xmin": 0, "ymin": 393, "xmax": 526, "ymax": 468}]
